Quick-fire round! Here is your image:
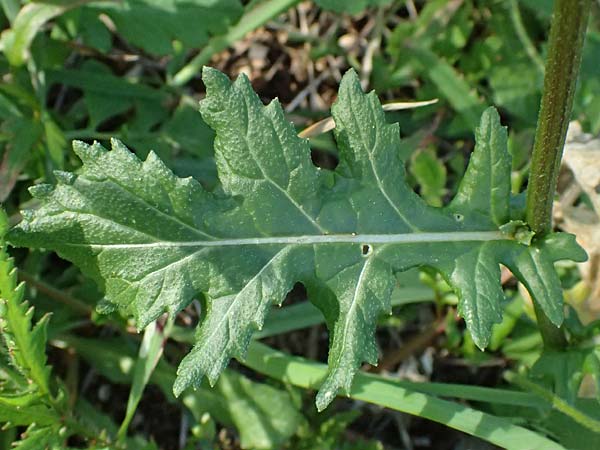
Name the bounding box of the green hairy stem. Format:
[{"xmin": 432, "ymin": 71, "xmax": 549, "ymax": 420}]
[{"xmin": 526, "ymin": 0, "xmax": 591, "ymax": 350}]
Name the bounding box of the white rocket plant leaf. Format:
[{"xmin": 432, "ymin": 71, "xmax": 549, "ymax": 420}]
[{"xmin": 8, "ymin": 68, "xmax": 586, "ymax": 410}]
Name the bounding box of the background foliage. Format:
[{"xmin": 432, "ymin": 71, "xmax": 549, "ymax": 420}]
[{"xmin": 1, "ymin": 0, "xmax": 600, "ymax": 449}]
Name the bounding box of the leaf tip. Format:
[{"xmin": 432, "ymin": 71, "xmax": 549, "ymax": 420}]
[
  {"xmin": 110, "ymin": 138, "xmax": 131, "ymax": 155},
  {"xmin": 337, "ymin": 68, "xmax": 363, "ymax": 101},
  {"xmin": 315, "ymin": 390, "xmax": 334, "ymax": 412},
  {"xmin": 28, "ymin": 184, "xmax": 54, "ymax": 200},
  {"xmin": 549, "ymin": 314, "xmax": 564, "ymax": 328},
  {"xmin": 201, "ymin": 65, "xmax": 231, "ymax": 93},
  {"xmin": 472, "ymin": 334, "xmax": 490, "ymax": 351},
  {"xmin": 569, "ymin": 241, "xmax": 588, "ymax": 263},
  {"xmin": 72, "ymin": 139, "xmax": 90, "ymax": 156},
  {"xmin": 481, "ymin": 106, "xmax": 501, "ymax": 123},
  {"xmin": 54, "ymin": 170, "xmax": 76, "ymax": 186},
  {"xmin": 73, "ymin": 140, "xmax": 105, "ymax": 162},
  {"xmin": 96, "ymin": 299, "xmax": 116, "ymax": 315},
  {"xmin": 478, "ymin": 107, "xmax": 508, "ymax": 153},
  {"xmin": 315, "ymin": 373, "xmax": 352, "ymax": 411},
  {"xmin": 541, "ymin": 232, "xmax": 588, "ymax": 263},
  {"xmin": 201, "ymin": 65, "xmax": 219, "ymax": 80},
  {"xmin": 462, "ymin": 311, "xmax": 494, "ymax": 351},
  {"xmin": 341, "ymin": 67, "xmax": 360, "ymax": 85},
  {"xmin": 172, "ymin": 377, "xmax": 186, "ymax": 398}
]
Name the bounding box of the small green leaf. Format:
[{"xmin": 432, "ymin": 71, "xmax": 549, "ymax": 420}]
[
  {"xmin": 90, "ymin": 0, "xmax": 243, "ymax": 55},
  {"xmin": 0, "ymin": 2, "xmax": 83, "ymax": 66},
  {"xmin": 410, "ymin": 148, "xmax": 447, "ymax": 207},
  {"xmin": 9, "ymin": 69, "xmax": 585, "ymax": 409},
  {"xmin": 499, "ymin": 233, "xmax": 587, "ymax": 328},
  {"xmin": 0, "ymin": 400, "xmax": 56, "ymax": 427},
  {"xmin": 201, "ymin": 370, "xmax": 305, "ymax": 449},
  {"xmin": 450, "ymin": 107, "xmax": 511, "ymax": 226},
  {"xmin": 0, "ymin": 209, "xmax": 51, "ymax": 395},
  {"xmin": 11, "ymin": 425, "xmax": 61, "ymax": 450},
  {"xmin": 450, "ymin": 242, "xmax": 504, "ymax": 347}
]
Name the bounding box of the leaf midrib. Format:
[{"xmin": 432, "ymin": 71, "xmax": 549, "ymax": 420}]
[{"xmin": 60, "ymin": 231, "xmax": 506, "ymax": 249}]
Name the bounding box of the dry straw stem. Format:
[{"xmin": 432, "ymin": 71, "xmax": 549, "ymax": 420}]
[{"xmin": 299, "ymin": 99, "xmax": 438, "ymax": 138}]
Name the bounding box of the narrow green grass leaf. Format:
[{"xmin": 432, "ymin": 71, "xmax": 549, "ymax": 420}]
[
  {"xmin": 117, "ymin": 320, "xmax": 171, "ymax": 441},
  {"xmin": 46, "ymin": 68, "xmax": 167, "ymax": 102},
  {"xmin": 244, "ymin": 342, "xmax": 565, "ymax": 450},
  {"xmin": 11, "ymin": 425, "xmax": 61, "ymax": 450},
  {"xmin": 405, "ymin": 44, "xmax": 485, "ymax": 130},
  {"xmin": 506, "ymin": 371, "xmax": 600, "ymax": 434}
]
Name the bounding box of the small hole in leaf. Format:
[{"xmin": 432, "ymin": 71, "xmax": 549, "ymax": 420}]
[
  {"xmin": 361, "ymin": 244, "xmax": 373, "ymax": 256},
  {"xmin": 454, "ymin": 213, "xmax": 464, "ymax": 222},
  {"xmin": 311, "ymin": 149, "xmax": 338, "ymax": 170}
]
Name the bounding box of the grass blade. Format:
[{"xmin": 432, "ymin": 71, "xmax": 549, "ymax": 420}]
[
  {"xmin": 117, "ymin": 319, "xmax": 172, "ymax": 441},
  {"xmin": 243, "ymin": 342, "xmax": 564, "ymax": 450}
]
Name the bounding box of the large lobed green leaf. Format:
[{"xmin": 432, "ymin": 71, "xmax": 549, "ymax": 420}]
[{"xmin": 8, "ymin": 68, "xmax": 586, "ymax": 409}]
